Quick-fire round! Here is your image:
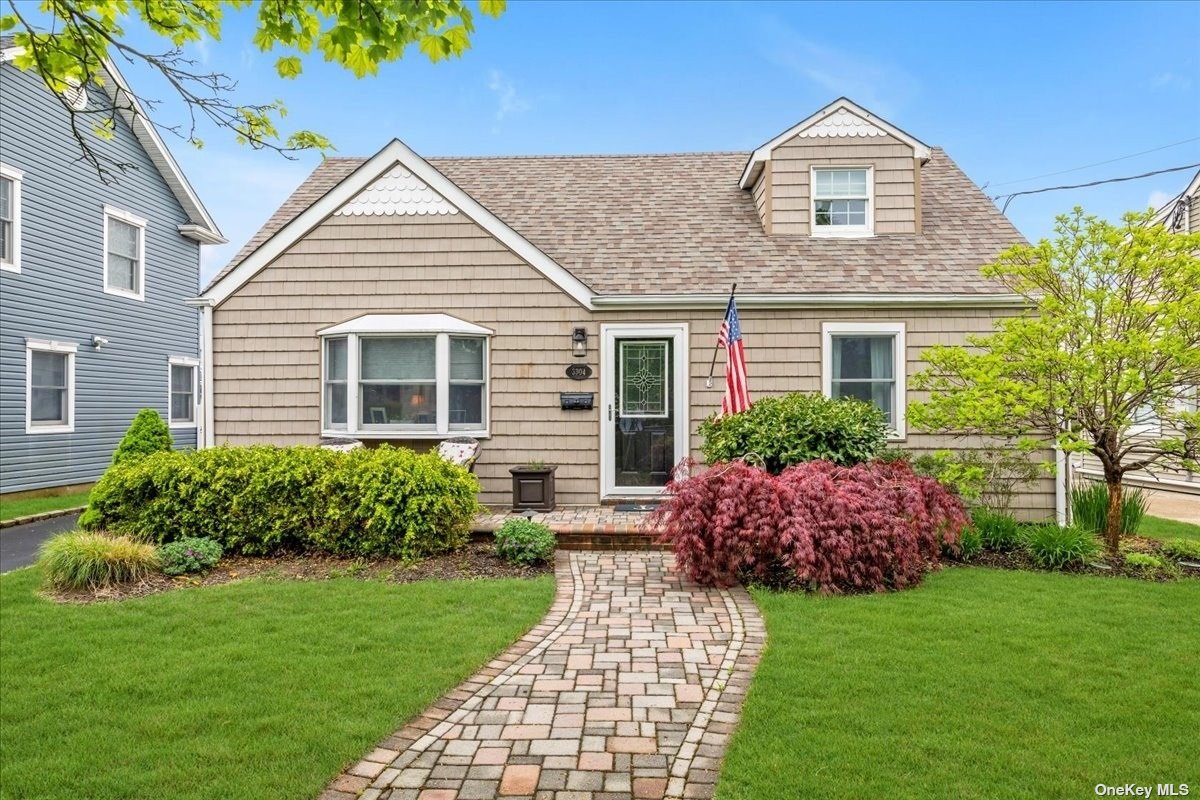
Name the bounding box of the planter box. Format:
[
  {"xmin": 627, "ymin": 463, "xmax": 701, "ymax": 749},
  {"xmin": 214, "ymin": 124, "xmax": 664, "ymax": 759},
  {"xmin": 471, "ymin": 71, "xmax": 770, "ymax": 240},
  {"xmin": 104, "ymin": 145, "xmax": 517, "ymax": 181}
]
[{"xmin": 510, "ymin": 466, "xmax": 557, "ymax": 512}]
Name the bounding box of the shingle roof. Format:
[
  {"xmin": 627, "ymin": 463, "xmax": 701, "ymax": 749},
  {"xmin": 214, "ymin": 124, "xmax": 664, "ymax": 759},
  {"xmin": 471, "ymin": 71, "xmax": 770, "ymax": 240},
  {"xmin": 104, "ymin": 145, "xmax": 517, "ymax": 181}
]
[{"xmin": 207, "ymin": 147, "xmax": 1022, "ymax": 296}]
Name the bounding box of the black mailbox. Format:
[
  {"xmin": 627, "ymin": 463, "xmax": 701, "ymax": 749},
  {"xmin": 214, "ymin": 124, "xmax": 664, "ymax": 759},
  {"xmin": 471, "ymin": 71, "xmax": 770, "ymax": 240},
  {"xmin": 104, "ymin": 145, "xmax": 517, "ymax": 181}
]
[{"xmin": 560, "ymin": 392, "xmax": 594, "ymax": 410}]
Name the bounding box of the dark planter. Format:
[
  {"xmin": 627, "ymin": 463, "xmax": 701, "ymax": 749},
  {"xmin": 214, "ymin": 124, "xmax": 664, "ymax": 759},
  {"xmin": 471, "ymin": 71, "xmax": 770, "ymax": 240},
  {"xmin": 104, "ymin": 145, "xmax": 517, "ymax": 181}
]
[{"xmin": 510, "ymin": 465, "xmax": 557, "ymax": 512}]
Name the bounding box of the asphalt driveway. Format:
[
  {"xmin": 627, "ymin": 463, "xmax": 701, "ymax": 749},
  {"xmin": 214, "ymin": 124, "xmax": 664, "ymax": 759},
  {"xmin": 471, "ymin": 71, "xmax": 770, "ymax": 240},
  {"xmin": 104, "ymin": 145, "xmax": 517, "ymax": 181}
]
[{"xmin": 0, "ymin": 513, "xmax": 80, "ymax": 573}]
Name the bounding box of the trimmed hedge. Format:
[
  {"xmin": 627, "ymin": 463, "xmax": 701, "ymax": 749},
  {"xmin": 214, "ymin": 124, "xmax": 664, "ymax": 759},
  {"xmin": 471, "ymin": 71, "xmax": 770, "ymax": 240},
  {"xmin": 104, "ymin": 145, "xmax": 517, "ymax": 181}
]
[
  {"xmin": 698, "ymin": 393, "xmax": 888, "ymax": 474},
  {"xmin": 80, "ymin": 445, "xmax": 481, "ymax": 558}
]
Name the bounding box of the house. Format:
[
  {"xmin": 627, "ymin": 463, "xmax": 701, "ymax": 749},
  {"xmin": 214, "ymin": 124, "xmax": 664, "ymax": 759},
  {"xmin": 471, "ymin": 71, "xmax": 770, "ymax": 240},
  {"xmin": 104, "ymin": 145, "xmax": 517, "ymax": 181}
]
[
  {"xmin": 196, "ymin": 97, "xmax": 1058, "ymax": 518},
  {"xmin": 0, "ymin": 38, "xmax": 224, "ymax": 495}
]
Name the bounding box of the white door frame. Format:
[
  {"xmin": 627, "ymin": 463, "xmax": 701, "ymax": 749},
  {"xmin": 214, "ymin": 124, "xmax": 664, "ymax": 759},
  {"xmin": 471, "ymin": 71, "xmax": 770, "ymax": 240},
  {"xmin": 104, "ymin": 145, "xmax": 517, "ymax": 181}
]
[{"xmin": 599, "ymin": 323, "xmax": 689, "ymax": 498}]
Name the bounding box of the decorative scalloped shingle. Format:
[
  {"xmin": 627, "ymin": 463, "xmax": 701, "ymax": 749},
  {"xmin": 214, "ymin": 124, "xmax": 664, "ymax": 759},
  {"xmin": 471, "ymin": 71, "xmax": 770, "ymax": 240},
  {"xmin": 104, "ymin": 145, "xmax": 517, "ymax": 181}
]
[
  {"xmin": 797, "ymin": 108, "xmax": 887, "ymax": 139},
  {"xmin": 334, "ymin": 165, "xmax": 459, "ymax": 216}
]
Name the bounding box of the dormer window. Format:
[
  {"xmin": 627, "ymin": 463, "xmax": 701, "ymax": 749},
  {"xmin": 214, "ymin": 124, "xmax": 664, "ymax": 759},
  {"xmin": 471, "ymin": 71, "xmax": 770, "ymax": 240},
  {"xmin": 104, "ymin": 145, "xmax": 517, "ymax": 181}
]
[{"xmin": 812, "ymin": 167, "xmax": 873, "ymax": 237}]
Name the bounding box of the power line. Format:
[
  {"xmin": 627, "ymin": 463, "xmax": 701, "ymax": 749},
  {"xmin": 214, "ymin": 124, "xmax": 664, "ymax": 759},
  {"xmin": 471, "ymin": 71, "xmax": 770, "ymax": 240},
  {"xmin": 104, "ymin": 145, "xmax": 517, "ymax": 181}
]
[
  {"xmin": 994, "ymin": 163, "xmax": 1200, "ymax": 212},
  {"xmin": 984, "ymin": 137, "xmax": 1200, "ymax": 189}
]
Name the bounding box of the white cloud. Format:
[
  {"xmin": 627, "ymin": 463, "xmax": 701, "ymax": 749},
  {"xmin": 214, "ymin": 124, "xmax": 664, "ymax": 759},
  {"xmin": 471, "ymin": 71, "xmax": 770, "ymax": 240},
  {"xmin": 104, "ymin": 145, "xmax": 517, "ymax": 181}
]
[
  {"xmin": 1150, "ymin": 71, "xmax": 1192, "ymax": 92},
  {"xmin": 1147, "ymin": 189, "xmax": 1173, "ymax": 211},
  {"xmin": 756, "ymin": 20, "xmax": 918, "ymax": 115},
  {"xmin": 487, "ymin": 69, "xmax": 530, "ymax": 122}
]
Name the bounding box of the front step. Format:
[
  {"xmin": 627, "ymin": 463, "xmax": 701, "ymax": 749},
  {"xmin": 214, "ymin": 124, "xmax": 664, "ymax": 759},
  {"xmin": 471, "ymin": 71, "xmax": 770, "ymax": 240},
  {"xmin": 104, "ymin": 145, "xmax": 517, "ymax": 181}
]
[{"xmin": 472, "ymin": 509, "xmax": 668, "ymax": 551}]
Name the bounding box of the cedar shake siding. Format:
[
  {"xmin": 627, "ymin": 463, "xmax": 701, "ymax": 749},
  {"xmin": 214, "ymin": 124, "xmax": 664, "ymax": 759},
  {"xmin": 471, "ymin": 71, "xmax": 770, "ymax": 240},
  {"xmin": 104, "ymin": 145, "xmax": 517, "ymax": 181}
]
[{"xmin": 212, "ymin": 210, "xmax": 1053, "ymax": 516}]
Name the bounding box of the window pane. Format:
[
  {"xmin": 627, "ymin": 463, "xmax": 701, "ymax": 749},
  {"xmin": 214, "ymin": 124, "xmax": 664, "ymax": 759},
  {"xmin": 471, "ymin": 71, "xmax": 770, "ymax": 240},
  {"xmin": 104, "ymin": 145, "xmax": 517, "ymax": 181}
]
[
  {"xmin": 326, "ymin": 383, "xmax": 347, "ymax": 426},
  {"xmin": 171, "ymin": 364, "xmax": 193, "ymax": 393},
  {"xmin": 32, "ymin": 351, "xmax": 67, "ymax": 388},
  {"xmin": 814, "ymin": 170, "xmax": 832, "ymax": 195},
  {"xmin": 832, "ymin": 380, "xmax": 894, "ymax": 424},
  {"xmin": 450, "ymin": 337, "xmax": 484, "ymax": 381},
  {"xmin": 0, "ymin": 177, "xmax": 10, "ymax": 220},
  {"xmin": 171, "ymin": 392, "xmax": 193, "ymax": 422},
  {"xmin": 1, "ymin": 219, "xmax": 9, "ymax": 262},
  {"xmin": 108, "ymin": 254, "xmax": 137, "ymax": 291},
  {"xmin": 620, "ymin": 341, "xmax": 668, "ymax": 416},
  {"xmin": 325, "ymin": 338, "xmax": 347, "ymax": 380},
  {"xmin": 361, "ymin": 337, "xmax": 435, "ymax": 381},
  {"xmin": 31, "ymin": 387, "xmax": 66, "ymax": 423},
  {"xmin": 832, "ymin": 336, "xmax": 893, "ymax": 380},
  {"xmin": 361, "ymin": 383, "xmax": 436, "ymax": 425},
  {"xmin": 449, "ymin": 384, "xmax": 484, "ymax": 427},
  {"xmin": 108, "ymin": 217, "xmax": 139, "ymax": 259}
]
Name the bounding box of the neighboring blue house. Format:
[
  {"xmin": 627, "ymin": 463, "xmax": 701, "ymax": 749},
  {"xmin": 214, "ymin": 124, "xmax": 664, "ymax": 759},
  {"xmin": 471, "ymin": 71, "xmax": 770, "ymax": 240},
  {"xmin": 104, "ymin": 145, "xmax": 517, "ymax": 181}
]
[{"xmin": 0, "ymin": 38, "xmax": 224, "ymax": 494}]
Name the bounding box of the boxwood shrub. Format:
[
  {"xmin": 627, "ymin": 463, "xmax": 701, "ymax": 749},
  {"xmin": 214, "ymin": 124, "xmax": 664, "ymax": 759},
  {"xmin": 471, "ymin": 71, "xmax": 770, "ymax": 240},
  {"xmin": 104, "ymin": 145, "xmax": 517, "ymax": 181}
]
[
  {"xmin": 698, "ymin": 393, "xmax": 888, "ymax": 474},
  {"xmin": 80, "ymin": 445, "xmax": 481, "ymax": 559}
]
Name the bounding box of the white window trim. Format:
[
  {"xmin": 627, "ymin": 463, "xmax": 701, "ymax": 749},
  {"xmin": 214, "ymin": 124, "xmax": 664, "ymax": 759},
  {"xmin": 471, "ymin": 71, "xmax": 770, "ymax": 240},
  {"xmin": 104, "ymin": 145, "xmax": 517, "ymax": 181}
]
[
  {"xmin": 102, "ymin": 204, "xmax": 147, "ymax": 301},
  {"xmin": 821, "ymin": 321, "xmax": 906, "ymax": 440},
  {"xmin": 320, "ymin": 324, "xmax": 492, "ymax": 440},
  {"xmin": 25, "ymin": 338, "xmax": 77, "ymax": 434},
  {"xmin": 168, "ymin": 356, "xmax": 200, "ymax": 429},
  {"xmin": 810, "ymin": 166, "xmax": 874, "ymax": 238},
  {"xmin": 0, "ymin": 162, "xmax": 23, "ymax": 273}
]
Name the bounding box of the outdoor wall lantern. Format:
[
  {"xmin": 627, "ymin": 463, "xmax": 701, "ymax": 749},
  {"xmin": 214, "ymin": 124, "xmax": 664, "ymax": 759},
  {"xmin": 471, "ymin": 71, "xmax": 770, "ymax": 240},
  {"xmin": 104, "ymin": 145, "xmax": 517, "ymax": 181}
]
[{"xmin": 572, "ymin": 327, "xmax": 588, "ymax": 357}]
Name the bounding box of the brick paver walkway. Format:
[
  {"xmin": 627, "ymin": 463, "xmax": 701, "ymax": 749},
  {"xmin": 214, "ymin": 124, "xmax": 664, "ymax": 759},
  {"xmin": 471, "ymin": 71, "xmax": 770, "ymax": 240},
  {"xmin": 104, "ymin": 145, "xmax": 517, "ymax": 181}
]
[{"xmin": 322, "ymin": 551, "xmax": 765, "ymax": 800}]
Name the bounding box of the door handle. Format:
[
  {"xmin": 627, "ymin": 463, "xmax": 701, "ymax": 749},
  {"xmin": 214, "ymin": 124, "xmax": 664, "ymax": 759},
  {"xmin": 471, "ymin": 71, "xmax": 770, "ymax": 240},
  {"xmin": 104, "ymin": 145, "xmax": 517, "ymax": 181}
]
[{"xmin": 608, "ymin": 404, "xmax": 613, "ymax": 421}]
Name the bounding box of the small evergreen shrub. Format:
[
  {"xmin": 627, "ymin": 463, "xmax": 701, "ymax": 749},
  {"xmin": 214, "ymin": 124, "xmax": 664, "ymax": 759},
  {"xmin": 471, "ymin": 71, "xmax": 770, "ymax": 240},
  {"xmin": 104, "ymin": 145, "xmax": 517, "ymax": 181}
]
[
  {"xmin": 971, "ymin": 508, "xmax": 1024, "ymax": 552},
  {"xmin": 110, "ymin": 409, "xmax": 173, "ymax": 466},
  {"xmin": 1023, "ymin": 524, "xmax": 1100, "ymax": 570},
  {"xmin": 1071, "ymin": 483, "xmax": 1149, "ymax": 536},
  {"xmin": 494, "ymin": 518, "xmax": 556, "ymax": 565},
  {"xmin": 81, "ymin": 444, "xmax": 481, "ymax": 559},
  {"xmin": 698, "ymin": 393, "xmax": 888, "ymax": 474},
  {"xmin": 651, "ymin": 458, "xmax": 968, "ymax": 593},
  {"xmin": 158, "ymin": 537, "xmax": 223, "ymax": 575},
  {"xmin": 39, "ymin": 531, "xmax": 160, "ymax": 590},
  {"xmin": 1161, "ymin": 538, "xmax": 1200, "ymax": 561}
]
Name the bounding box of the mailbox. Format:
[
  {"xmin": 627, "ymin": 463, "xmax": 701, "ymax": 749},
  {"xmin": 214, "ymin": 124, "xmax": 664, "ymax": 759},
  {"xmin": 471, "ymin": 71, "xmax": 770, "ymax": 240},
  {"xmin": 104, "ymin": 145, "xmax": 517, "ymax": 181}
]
[{"xmin": 560, "ymin": 392, "xmax": 595, "ymax": 410}]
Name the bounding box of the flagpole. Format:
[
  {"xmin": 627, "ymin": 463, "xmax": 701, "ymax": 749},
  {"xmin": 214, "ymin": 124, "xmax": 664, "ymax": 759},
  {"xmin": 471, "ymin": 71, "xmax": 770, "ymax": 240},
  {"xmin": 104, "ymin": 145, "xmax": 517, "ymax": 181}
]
[{"xmin": 705, "ymin": 283, "xmax": 737, "ymax": 389}]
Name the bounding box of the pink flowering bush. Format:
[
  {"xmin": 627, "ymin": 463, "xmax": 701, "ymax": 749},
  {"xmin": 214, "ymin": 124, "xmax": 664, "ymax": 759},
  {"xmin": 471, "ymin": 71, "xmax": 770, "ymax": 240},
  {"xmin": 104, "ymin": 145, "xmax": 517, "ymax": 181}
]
[{"xmin": 651, "ymin": 459, "xmax": 968, "ymax": 593}]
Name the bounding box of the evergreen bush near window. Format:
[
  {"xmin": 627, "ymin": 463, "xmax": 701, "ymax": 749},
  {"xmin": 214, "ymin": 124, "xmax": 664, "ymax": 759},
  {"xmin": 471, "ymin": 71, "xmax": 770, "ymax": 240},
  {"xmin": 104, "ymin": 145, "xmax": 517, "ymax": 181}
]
[
  {"xmin": 970, "ymin": 508, "xmax": 1025, "ymax": 552},
  {"xmin": 81, "ymin": 445, "xmax": 481, "ymax": 559},
  {"xmin": 698, "ymin": 393, "xmax": 888, "ymax": 474},
  {"xmin": 158, "ymin": 537, "xmax": 223, "ymax": 575},
  {"xmin": 494, "ymin": 518, "xmax": 556, "ymax": 565},
  {"xmin": 110, "ymin": 408, "xmax": 173, "ymax": 466},
  {"xmin": 1071, "ymin": 483, "xmax": 1148, "ymax": 537},
  {"xmin": 1022, "ymin": 524, "xmax": 1100, "ymax": 570},
  {"xmin": 39, "ymin": 531, "xmax": 160, "ymax": 590}
]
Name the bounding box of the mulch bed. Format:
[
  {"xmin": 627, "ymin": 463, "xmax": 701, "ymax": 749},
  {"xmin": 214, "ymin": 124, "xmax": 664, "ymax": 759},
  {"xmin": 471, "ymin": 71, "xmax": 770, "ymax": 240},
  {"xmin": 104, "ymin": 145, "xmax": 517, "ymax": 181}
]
[
  {"xmin": 950, "ymin": 537, "xmax": 1200, "ymax": 583},
  {"xmin": 45, "ymin": 540, "xmax": 553, "ymax": 604}
]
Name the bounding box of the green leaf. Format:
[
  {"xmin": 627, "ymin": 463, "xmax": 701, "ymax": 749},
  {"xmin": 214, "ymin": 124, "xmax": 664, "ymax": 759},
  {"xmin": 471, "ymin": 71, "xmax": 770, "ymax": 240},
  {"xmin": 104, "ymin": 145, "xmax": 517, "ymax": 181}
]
[{"xmin": 275, "ymin": 55, "xmax": 303, "ymax": 79}]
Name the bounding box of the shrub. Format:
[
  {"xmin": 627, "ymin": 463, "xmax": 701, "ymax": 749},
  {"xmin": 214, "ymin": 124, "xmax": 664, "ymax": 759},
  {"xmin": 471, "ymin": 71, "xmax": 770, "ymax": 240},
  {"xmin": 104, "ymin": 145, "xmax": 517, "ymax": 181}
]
[
  {"xmin": 911, "ymin": 444, "xmax": 1044, "ymax": 513},
  {"xmin": 110, "ymin": 409, "xmax": 173, "ymax": 466},
  {"xmin": 158, "ymin": 537, "xmax": 223, "ymax": 575},
  {"xmin": 651, "ymin": 458, "xmax": 968, "ymax": 593},
  {"xmin": 494, "ymin": 518, "xmax": 556, "ymax": 565},
  {"xmin": 1161, "ymin": 538, "xmax": 1200, "ymax": 561},
  {"xmin": 1123, "ymin": 551, "xmax": 1181, "ymax": 579},
  {"xmin": 81, "ymin": 444, "xmax": 481, "ymax": 559},
  {"xmin": 1023, "ymin": 524, "xmax": 1100, "ymax": 570},
  {"xmin": 1071, "ymin": 483, "xmax": 1149, "ymax": 537},
  {"xmin": 971, "ymin": 508, "xmax": 1024, "ymax": 552},
  {"xmin": 698, "ymin": 393, "xmax": 888, "ymax": 474},
  {"xmin": 953, "ymin": 524, "xmax": 983, "ymax": 560},
  {"xmin": 39, "ymin": 531, "xmax": 160, "ymax": 590}
]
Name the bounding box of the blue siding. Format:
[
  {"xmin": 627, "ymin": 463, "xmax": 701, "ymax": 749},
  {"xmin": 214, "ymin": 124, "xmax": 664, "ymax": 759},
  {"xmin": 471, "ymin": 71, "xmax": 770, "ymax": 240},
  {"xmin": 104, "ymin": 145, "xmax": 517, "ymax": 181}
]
[{"xmin": 0, "ymin": 63, "xmax": 201, "ymax": 492}]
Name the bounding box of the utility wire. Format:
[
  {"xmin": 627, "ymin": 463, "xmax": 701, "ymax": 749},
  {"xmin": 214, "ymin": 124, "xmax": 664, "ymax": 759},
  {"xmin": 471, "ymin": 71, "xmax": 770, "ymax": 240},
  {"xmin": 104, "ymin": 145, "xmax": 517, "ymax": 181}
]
[
  {"xmin": 994, "ymin": 163, "xmax": 1200, "ymax": 212},
  {"xmin": 984, "ymin": 137, "xmax": 1200, "ymax": 189}
]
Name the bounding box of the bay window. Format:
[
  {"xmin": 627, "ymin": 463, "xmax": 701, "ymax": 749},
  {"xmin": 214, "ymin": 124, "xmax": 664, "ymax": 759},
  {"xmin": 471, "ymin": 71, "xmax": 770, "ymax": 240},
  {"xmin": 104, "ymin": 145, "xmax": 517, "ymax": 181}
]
[
  {"xmin": 319, "ymin": 314, "xmax": 491, "ymax": 437},
  {"xmin": 822, "ymin": 322, "xmax": 906, "ymax": 438}
]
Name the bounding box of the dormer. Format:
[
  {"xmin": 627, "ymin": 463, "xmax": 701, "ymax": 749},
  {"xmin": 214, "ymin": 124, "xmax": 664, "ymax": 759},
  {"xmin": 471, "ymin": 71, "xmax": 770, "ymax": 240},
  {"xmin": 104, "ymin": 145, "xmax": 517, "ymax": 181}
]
[{"xmin": 741, "ymin": 98, "xmax": 932, "ymax": 237}]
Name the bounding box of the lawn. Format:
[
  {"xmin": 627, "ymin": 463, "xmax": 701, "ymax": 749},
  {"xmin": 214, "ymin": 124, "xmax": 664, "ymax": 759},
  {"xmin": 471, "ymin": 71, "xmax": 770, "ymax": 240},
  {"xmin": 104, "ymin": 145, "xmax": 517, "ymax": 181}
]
[
  {"xmin": 718, "ymin": 568, "xmax": 1199, "ymax": 800},
  {"xmin": 1140, "ymin": 514, "xmax": 1200, "ymax": 542},
  {"xmin": 0, "ymin": 489, "xmax": 91, "ymax": 522},
  {"xmin": 0, "ymin": 568, "xmax": 554, "ymax": 800}
]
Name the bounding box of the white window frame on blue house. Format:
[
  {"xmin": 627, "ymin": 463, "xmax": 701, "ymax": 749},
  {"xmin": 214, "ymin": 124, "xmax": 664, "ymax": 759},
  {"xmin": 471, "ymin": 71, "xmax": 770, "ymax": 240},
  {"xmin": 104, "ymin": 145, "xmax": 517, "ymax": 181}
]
[
  {"xmin": 102, "ymin": 205, "xmax": 147, "ymax": 301},
  {"xmin": 0, "ymin": 162, "xmax": 23, "ymax": 273},
  {"xmin": 25, "ymin": 339, "xmax": 77, "ymax": 434}
]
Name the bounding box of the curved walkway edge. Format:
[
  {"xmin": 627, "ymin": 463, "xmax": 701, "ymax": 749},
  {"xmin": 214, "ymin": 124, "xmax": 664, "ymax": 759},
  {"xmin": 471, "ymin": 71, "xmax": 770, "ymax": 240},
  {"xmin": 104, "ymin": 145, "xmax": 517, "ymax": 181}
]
[{"xmin": 321, "ymin": 551, "xmax": 765, "ymax": 800}]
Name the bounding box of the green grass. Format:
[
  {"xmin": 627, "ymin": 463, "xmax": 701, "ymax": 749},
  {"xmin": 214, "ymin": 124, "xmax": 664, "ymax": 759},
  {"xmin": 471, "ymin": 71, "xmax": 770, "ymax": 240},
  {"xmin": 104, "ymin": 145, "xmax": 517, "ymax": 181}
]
[
  {"xmin": 1139, "ymin": 515, "xmax": 1200, "ymax": 542},
  {"xmin": 0, "ymin": 569, "xmax": 554, "ymax": 800},
  {"xmin": 718, "ymin": 568, "xmax": 1200, "ymax": 800},
  {"xmin": 0, "ymin": 489, "xmax": 91, "ymax": 522}
]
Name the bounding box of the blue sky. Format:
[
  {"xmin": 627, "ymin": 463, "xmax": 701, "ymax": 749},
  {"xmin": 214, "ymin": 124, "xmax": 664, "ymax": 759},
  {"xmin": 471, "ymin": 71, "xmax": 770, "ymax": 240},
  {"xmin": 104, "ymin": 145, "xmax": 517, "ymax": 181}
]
[{"xmin": 112, "ymin": 1, "xmax": 1200, "ymax": 281}]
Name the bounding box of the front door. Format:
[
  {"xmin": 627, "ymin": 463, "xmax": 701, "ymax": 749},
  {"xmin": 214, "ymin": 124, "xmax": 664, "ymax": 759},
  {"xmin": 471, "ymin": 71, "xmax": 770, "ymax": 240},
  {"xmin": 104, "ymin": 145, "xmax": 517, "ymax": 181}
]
[{"xmin": 600, "ymin": 324, "xmax": 688, "ymax": 497}]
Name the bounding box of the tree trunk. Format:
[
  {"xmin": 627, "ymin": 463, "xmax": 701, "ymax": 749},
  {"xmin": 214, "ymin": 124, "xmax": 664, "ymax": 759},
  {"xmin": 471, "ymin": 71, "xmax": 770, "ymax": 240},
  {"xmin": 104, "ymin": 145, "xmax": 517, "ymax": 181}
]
[{"xmin": 1103, "ymin": 476, "xmax": 1123, "ymax": 554}]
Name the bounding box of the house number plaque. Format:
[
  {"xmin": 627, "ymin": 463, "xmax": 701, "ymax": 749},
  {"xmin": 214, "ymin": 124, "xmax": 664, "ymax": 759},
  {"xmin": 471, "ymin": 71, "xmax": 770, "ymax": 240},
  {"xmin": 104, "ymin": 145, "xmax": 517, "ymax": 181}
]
[{"xmin": 565, "ymin": 364, "xmax": 593, "ymax": 380}]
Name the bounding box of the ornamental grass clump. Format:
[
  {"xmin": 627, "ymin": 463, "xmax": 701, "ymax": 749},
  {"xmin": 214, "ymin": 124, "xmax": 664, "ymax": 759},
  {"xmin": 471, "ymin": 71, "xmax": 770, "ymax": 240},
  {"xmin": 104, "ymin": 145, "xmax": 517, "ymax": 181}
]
[
  {"xmin": 1022, "ymin": 524, "xmax": 1100, "ymax": 570},
  {"xmin": 1071, "ymin": 483, "xmax": 1149, "ymax": 537},
  {"xmin": 39, "ymin": 530, "xmax": 160, "ymax": 590},
  {"xmin": 651, "ymin": 458, "xmax": 968, "ymax": 594}
]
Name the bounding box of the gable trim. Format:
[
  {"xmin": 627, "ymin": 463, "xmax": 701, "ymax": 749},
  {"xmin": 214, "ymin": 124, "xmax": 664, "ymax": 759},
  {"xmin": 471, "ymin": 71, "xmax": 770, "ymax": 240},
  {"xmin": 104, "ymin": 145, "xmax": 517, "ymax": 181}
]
[
  {"xmin": 739, "ymin": 97, "xmax": 933, "ymax": 189},
  {"xmin": 199, "ymin": 138, "xmax": 597, "ymax": 309}
]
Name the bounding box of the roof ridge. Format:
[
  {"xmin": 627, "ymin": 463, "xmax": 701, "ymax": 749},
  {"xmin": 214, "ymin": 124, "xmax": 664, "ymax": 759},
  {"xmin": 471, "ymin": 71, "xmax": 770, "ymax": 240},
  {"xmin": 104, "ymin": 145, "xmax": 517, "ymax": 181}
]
[{"xmin": 425, "ymin": 150, "xmax": 751, "ymax": 161}]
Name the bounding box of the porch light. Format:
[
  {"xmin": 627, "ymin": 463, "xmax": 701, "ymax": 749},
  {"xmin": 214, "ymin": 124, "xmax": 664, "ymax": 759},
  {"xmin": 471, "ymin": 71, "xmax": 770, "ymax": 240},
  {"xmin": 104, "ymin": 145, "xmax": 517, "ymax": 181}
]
[{"xmin": 572, "ymin": 327, "xmax": 587, "ymax": 357}]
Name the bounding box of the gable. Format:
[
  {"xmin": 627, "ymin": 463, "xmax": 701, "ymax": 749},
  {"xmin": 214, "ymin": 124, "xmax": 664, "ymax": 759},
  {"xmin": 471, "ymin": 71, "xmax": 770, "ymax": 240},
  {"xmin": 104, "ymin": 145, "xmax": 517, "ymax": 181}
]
[{"xmin": 335, "ymin": 165, "xmax": 460, "ymax": 217}]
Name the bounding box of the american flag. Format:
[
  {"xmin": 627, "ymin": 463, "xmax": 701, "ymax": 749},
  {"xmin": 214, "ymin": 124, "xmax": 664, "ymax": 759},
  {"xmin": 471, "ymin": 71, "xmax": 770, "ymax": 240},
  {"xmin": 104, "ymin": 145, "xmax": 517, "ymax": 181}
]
[{"xmin": 717, "ymin": 297, "xmax": 751, "ymax": 415}]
